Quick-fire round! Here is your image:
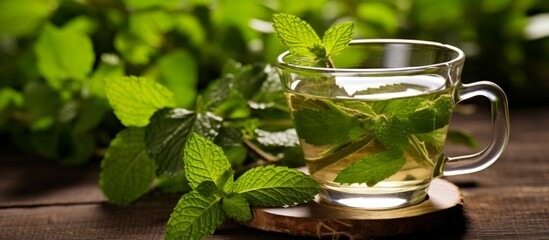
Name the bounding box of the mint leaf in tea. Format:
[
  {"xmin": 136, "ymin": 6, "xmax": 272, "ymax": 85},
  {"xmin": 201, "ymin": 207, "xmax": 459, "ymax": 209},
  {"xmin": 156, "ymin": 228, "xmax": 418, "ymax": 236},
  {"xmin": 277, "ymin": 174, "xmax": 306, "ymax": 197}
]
[{"xmin": 286, "ymin": 75, "xmax": 455, "ymax": 187}]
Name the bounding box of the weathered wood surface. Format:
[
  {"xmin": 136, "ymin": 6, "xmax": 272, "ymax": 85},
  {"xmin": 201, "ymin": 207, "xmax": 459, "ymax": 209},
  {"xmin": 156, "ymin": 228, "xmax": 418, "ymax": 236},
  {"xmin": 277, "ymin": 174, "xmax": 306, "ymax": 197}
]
[{"xmin": 1, "ymin": 108, "xmax": 549, "ymax": 239}]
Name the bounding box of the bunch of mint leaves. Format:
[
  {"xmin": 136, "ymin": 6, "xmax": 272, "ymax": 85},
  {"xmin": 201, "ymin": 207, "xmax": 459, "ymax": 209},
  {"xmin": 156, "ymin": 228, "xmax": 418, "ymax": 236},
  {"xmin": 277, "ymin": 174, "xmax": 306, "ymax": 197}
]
[
  {"xmin": 97, "ymin": 60, "xmax": 320, "ymax": 239},
  {"xmin": 165, "ymin": 133, "xmax": 319, "ymax": 239}
]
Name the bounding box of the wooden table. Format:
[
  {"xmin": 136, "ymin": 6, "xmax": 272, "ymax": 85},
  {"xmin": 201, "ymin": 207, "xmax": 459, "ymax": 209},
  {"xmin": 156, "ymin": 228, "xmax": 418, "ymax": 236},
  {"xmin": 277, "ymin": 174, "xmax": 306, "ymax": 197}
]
[{"xmin": 1, "ymin": 108, "xmax": 548, "ymax": 239}]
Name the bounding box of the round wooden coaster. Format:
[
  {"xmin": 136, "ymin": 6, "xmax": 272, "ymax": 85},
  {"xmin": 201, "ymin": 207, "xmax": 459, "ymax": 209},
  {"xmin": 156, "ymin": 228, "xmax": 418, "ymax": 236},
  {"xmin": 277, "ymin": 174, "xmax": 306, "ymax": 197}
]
[{"xmin": 244, "ymin": 178, "xmax": 463, "ymax": 239}]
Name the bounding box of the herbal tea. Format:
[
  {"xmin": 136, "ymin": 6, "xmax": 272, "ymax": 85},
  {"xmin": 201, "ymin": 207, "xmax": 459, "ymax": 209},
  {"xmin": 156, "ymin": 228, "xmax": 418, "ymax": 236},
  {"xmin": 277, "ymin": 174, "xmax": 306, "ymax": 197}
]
[{"xmin": 285, "ymin": 75, "xmax": 455, "ymax": 207}]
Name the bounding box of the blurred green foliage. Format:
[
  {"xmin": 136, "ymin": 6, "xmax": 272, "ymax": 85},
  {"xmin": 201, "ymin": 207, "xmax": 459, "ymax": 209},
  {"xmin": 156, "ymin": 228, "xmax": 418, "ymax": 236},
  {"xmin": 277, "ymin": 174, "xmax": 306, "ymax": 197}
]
[{"xmin": 0, "ymin": 0, "xmax": 548, "ymax": 163}]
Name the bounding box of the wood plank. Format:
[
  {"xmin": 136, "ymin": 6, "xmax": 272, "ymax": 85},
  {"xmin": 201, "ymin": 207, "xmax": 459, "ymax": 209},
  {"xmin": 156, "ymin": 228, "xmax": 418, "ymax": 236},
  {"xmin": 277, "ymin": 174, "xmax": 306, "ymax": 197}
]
[
  {"xmin": 0, "ymin": 162, "xmax": 104, "ymax": 207},
  {"xmin": 0, "ymin": 197, "xmax": 314, "ymax": 240}
]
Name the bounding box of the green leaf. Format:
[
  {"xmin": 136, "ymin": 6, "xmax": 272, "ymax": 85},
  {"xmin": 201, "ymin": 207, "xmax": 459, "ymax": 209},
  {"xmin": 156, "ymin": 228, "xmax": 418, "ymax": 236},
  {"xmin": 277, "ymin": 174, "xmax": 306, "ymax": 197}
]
[
  {"xmin": 122, "ymin": 0, "xmax": 179, "ymax": 10},
  {"xmin": 63, "ymin": 16, "xmax": 97, "ymax": 35},
  {"xmin": 406, "ymin": 134, "xmax": 434, "ymax": 167},
  {"xmin": 104, "ymin": 76, "xmax": 176, "ymax": 127},
  {"xmin": 407, "ymin": 97, "xmax": 453, "ymax": 133},
  {"xmin": 374, "ymin": 118, "xmax": 408, "ymax": 148},
  {"xmin": 23, "ymin": 82, "xmax": 60, "ymax": 124},
  {"xmin": 195, "ymin": 181, "xmax": 219, "ymax": 197},
  {"xmin": 129, "ymin": 10, "xmax": 174, "ymax": 47},
  {"xmin": 0, "ymin": 88, "xmax": 23, "ymax": 111},
  {"xmin": 87, "ymin": 53, "xmax": 125, "ymax": 98},
  {"xmin": 202, "ymin": 76, "xmax": 250, "ymax": 118},
  {"xmin": 165, "ymin": 191, "xmax": 224, "ymax": 240},
  {"xmin": 383, "ymin": 97, "xmax": 424, "ymax": 118},
  {"xmin": 322, "ymin": 22, "xmax": 354, "ymax": 56},
  {"xmin": 293, "ymin": 108, "xmax": 360, "ymax": 146},
  {"xmin": 114, "ymin": 31, "xmax": 156, "ymax": 65},
  {"xmin": 357, "ymin": 2, "xmax": 398, "ymax": 35},
  {"xmin": 156, "ymin": 169, "xmax": 192, "ymax": 194},
  {"xmin": 174, "ymin": 14, "xmax": 205, "ymax": 47},
  {"xmin": 202, "ymin": 62, "xmax": 269, "ymax": 118},
  {"xmin": 34, "ymin": 23, "xmax": 95, "ymax": 89},
  {"xmin": 58, "ymin": 133, "xmax": 96, "ymax": 166},
  {"xmin": 157, "ymin": 50, "xmax": 198, "ymax": 108},
  {"xmin": 0, "ymin": 0, "xmax": 52, "ymax": 38},
  {"xmin": 223, "ymin": 193, "xmax": 252, "ymax": 221},
  {"xmin": 145, "ymin": 108, "xmax": 222, "ymax": 176},
  {"xmin": 72, "ymin": 97, "xmax": 110, "ymax": 134},
  {"xmin": 272, "ymin": 13, "xmax": 323, "ymax": 58},
  {"xmin": 184, "ymin": 133, "xmax": 233, "ymax": 189},
  {"xmin": 447, "ymin": 129, "xmax": 479, "ymax": 148},
  {"xmin": 99, "ymin": 128, "xmax": 156, "ymax": 205},
  {"xmin": 214, "ymin": 127, "xmax": 247, "ymax": 167},
  {"xmin": 250, "ymin": 65, "xmax": 287, "ymax": 105},
  {"xmin": 232, "ymin": 165, "xmax": 321, "ymax": 207},
  {"xmin": 231, "ymin": 63, "xmax": 268, "ymax": 100},
  {"xmin": 334, "ymin": 149, "xmax": 406, "ymax": 186}
]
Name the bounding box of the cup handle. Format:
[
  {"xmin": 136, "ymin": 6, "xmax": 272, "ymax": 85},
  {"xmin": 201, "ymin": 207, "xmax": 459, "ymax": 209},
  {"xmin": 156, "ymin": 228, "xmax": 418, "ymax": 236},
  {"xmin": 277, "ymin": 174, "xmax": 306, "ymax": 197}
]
[{"xmin": 443, "ymin": 81, "xmax": 510, "ymax": 176}]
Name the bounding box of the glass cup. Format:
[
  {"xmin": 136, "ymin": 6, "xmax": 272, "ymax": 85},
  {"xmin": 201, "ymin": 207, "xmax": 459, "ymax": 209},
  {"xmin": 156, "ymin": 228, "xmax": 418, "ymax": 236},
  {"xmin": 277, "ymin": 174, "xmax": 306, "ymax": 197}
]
[{"xmin": 277, "ymin": 39, "xmax": 510, "ymax": 209}]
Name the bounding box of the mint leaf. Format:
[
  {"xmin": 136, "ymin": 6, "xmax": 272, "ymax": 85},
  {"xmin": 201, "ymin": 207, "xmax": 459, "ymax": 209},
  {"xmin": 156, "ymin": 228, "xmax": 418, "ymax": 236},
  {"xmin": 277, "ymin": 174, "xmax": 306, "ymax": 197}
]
[
  {"xmin": 156, "ymin": 169, "xmax": 192, "ymax": 194},
  {"xmin": 0, "ymin": 88, "xmax": 23, "ymax": 111},
  {"xmin": 334, "ymin": 149, "xmax": 405, "ymax": 186},
  {"xmin": 374, "ymin": 118, "xmax": 408, "ymax": 148},
  {"xmin": 322, "ymin": 22, "xmax": 354, "ymax": 56},
  {"xmin": 129, "ymin": 10, "xmax": 174, "ymax": 47},
  {"xmin": 232, "ymin": 165, "xmax": 320, "ymax": 207},
  {"xmin": 114, "ymin": 31, "xmax": 156, "ymax": 65},
  {"xmin": 165, "ymin": 190, "xmax": 224, "ymax": 240},
  {"xmin": 384, "ymin": 97, "xmax": 423, "ymax": 118},
  {"xmin": 195, "ymin": 181, "xmax": 219, "ymax": 197},
  {"xmin": 293, "ymin": 108, "xmax": 360, "ymax": 146},
  {"xmin": 0, "ymin": 0, "xmax": 52, "ymax": 38},
  {"xmin": 145, "ymin": 108, "xmax": 222, "ymax": 176},
  {"xmin": 407, "ymin": 134, "xmax": 433, "ymax": 167},
  {"xmin": 447, "ymin": 129, "xmax": 479, "ymax": 148},
  {"xmin": 407, "ymin": 96, "xmax": 453, "ymax": 133},
  {"xmin": 202, "ymin": 62, "xmax": 269, "ymax": 118},
  {"xmin": 72, "ymin": 97, "xmax": 110, "ymax": 134},
  {"xmin": 34, "ymin": 23, "xmax": 95, "ymax": 89},
  {"xmin": 157, "ymin": 49, "xmax": 198, "ymax": 108},
  {"xmin": 122, "ymin": 0, "xmax": 179, "ymax": 10},
  {"xmin": 184, "ymin": 133, "xmax": 233, "ymax": 189},
  {"xmin": 214, "ymin": 127, "xmax": 247, "ymax": 167},
  {"xmin": 99, "ymin": 128, "xmax": 156, "ymax": 205},
  {"xmin": 87, "ymin": 53, "xmax": 125, "ymax": 98},
  {"xmin": 104, "ymin": 76, "xmax": 176, "ymax": 127},
  {"xmin": 272, "ymin": 13, "xmax": 323, "ymax": 58},
  {"xmin": 222, "ymin": 193, "xmax": 252, "ymax": 221}
]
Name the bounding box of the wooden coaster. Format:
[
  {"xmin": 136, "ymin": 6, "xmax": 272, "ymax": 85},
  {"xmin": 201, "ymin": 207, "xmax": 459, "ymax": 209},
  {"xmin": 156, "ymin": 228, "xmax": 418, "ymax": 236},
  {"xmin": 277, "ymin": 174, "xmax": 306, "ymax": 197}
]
[{"xmin": 244, "ymin": 178, "xmax": 463, "ymax": 239}]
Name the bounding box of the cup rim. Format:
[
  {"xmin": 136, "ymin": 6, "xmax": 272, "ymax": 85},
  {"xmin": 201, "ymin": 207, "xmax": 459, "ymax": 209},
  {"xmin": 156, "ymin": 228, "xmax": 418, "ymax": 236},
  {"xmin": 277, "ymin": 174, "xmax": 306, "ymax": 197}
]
[{"xmin": 276, "ymin": 39, "xmax": 465, "ymax": 73}]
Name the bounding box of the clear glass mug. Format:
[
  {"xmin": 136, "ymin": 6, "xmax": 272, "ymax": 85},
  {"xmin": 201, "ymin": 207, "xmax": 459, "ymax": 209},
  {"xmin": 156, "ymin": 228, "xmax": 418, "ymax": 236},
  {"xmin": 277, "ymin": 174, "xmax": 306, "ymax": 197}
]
[{"xmin": 277, "ymin": 39, "xmax": 510, "ymax": 209}]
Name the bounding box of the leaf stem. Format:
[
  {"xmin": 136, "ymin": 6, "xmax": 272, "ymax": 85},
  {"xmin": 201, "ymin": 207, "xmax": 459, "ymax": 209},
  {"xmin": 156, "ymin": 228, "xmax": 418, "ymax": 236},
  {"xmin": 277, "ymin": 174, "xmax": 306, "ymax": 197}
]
[
  {"xmin": 408, "ymin": 135, "xmax": 434, "ymax": 167},
  {"xmin": 326, "ymin": 56, "xmax": 335, "ymax": 68},
  {"xmin": 307, "ymin": 133, "xmax": 375, "ymax": 175},
  {"xmin": 243, "ymin": 139, "xmax": 279, "ymax": 162}
]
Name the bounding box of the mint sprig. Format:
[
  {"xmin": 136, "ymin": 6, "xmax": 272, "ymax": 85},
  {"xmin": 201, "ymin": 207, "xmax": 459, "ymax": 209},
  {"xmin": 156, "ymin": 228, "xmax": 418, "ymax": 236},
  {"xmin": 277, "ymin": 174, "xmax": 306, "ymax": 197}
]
[
  {"xmin": 272, "ymin": 13, "xmax": 354, "ymax": 67},
  {"xmin": 164, "ymin": 133, "xmax": 320, "ymax": 240}
]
